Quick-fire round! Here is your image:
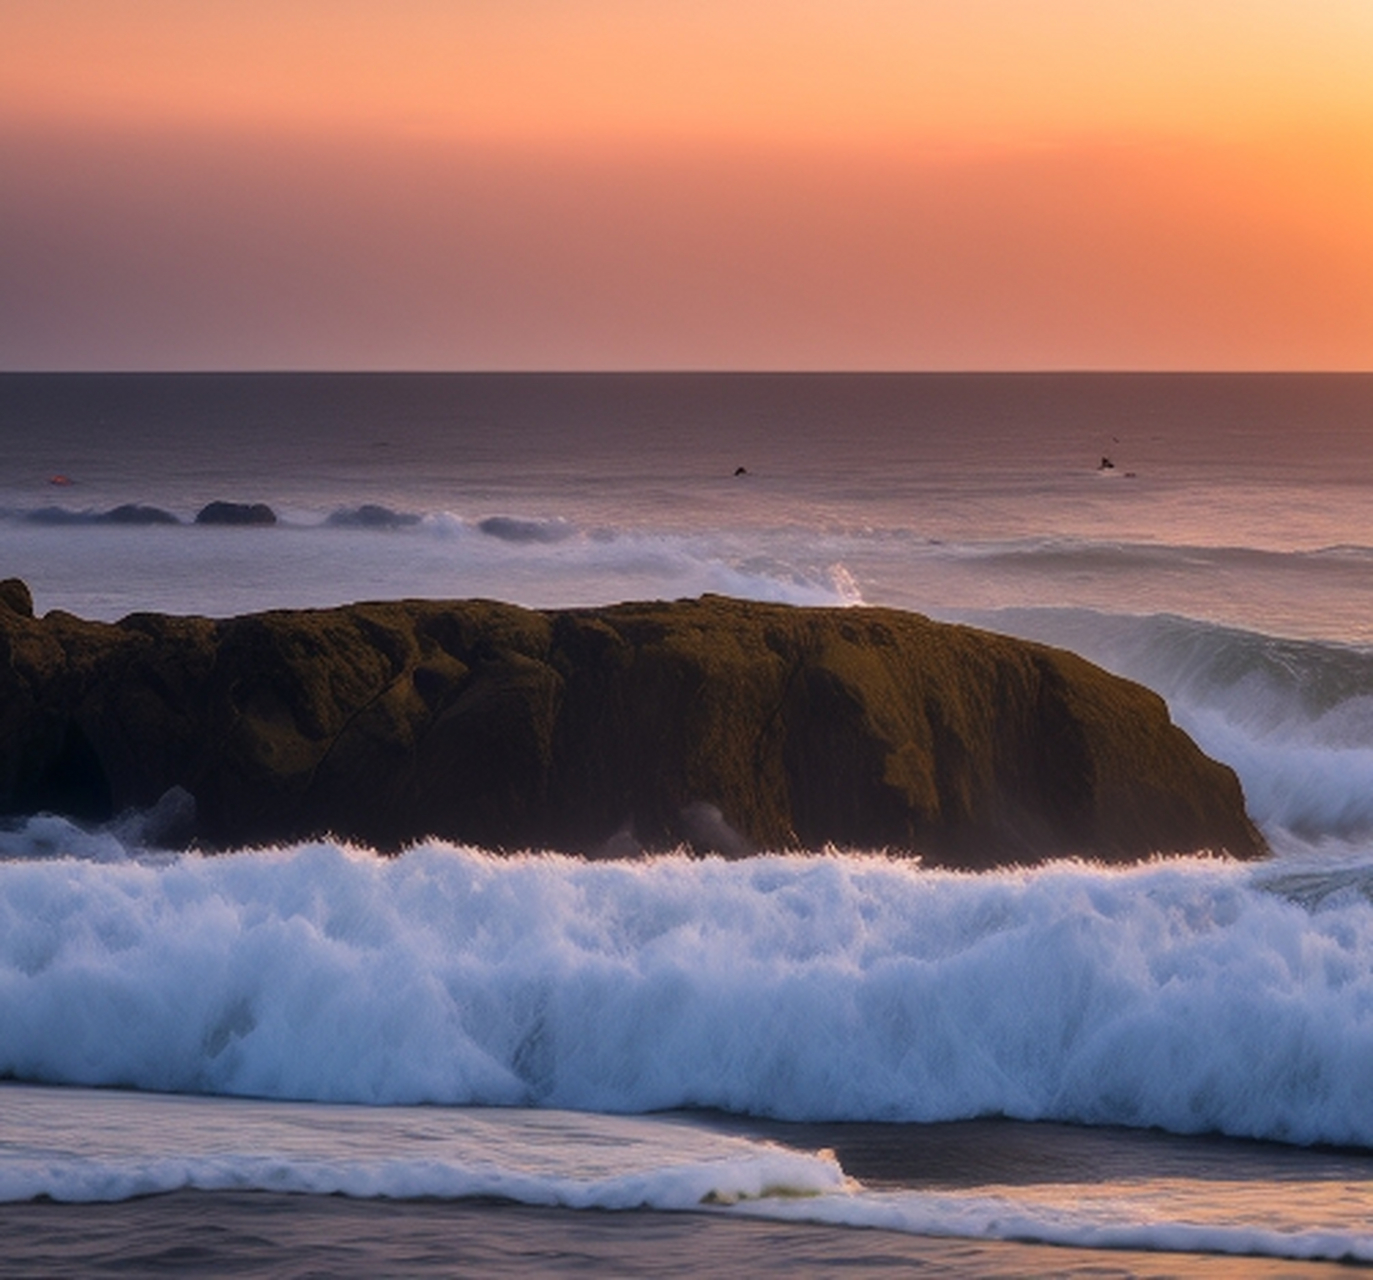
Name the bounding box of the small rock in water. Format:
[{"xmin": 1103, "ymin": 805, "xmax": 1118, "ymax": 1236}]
[
  {"xmin": 326, "ymin": 504, "xmax": 420, "ymax": 529},
  {"xmin": 478, "ymin": 516, "xmax": 573, "ymax": 543},
  {"xmin": 101, "ymin": 504, "xmax": 180, "ymax": 525},
  {"xmin": 195, "ymin": 501, "xmax": 277, "ymax": 526}
]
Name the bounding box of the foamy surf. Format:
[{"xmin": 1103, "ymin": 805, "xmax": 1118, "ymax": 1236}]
[
  {"xmin": 0, "ymin": 515, "xmax": 865, "ymax": 620},
  {"xmin": 4, "ymin": 835, "xmax": 1373, "ymax": 1148},
  {"xmin": 958, "ymin": 607, "xmax": 1373, "ymax": 843},
  {"xmin": 734, "ymin": 1184, "xmax": 1373, "ymax": 1266},
  {"xmin": 0, "ymin": 1087, "xmax": 845, "ymax": 1209},
  {"xmin": 3, "ymin": 1086, "xmax": 1369, "ymax": 1266}
]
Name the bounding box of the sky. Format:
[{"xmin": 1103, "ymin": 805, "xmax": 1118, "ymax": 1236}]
[{"xmin": 1, "ymin": 0, "xmax": 1370, "ymax": 370}]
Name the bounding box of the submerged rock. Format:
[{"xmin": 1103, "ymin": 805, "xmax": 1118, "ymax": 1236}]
[{"xmin": 0, "ymin": 588, "xmax": 1265, "ymax": 865}]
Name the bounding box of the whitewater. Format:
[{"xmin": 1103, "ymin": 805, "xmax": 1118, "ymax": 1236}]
[
  {"xmin": 4, "ymin": 836, "xmax": 1373, "ymax": 1144},
  {"xmin": 3, "ymin": 372, "xmax": 1373, "ymax": 1269}
]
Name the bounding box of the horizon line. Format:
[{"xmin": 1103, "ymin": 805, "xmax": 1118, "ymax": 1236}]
[{"xmin": 4, "ymin": 368, "xmax": 1371, "ymax": 378}]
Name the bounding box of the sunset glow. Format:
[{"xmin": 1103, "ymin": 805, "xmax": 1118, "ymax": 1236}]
[{"xmin": 2, "ymin": 0, "xmax": 1369, "ymax": 368}]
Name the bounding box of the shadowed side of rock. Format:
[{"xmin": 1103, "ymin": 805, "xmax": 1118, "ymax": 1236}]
[{"xmin": 0, "ymin": 583, "xmax": 1265, "ymax": 865}]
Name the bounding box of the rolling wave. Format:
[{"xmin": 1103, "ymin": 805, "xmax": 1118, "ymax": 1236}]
[
  {"xmin": 961, "ymin": 607, "xmax": 1373, "ymax": 845},
  {"xmin": 3, "ymin": 835, "xmax": 1372, "ymax": 1148},
  {"xmin": 6, "ymin": 1085, "xmax": 1369, "ymax": 1263}
]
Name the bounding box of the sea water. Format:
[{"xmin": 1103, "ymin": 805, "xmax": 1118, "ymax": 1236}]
[{"xmin": 2, "ymin": 372, "xmax": 1373, "ymax": 1270}]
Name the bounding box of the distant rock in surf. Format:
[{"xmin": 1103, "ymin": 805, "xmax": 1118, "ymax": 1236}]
[
  {"xmin": 478, "ymin": 516, "xmax": 574, "ymax": 544},
  {"xmin": 26, "ymin": 504, "xmax": 180, "ymax": 525},
  {"xmin": 101, "ymin": 504, "xmax": 180, "ymax": 525},
  {"xmin": 195, "ymin": 501, "xmax": 276, "ymax": 526},
  {"xmin": 325, "ymin": 504, "xmax": 421, "ymax": 529},
  {"xmin": 0, "ymin": 588, "xmax": 1266, "ymax": 867}
]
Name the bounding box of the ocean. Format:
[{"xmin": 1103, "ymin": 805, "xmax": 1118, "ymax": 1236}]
[{"xmin": 2, "ymin": 371, "xmax": 1373, "ymax": 1275}]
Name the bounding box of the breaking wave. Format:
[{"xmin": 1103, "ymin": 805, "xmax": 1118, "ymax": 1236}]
[
  {"xmin": 3, "ymin": 836, "xmax": 1372, "ymax": 1149},
  {"xmin": 1, "ymin": 508, "xmax": 864, "ymax": 618},
  {"xmin": 962, "ymin": 607, "xmax": 1373, "ymax": 846}
]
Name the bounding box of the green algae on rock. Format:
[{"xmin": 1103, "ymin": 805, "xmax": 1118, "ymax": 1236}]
[{"xmin": 0, "ymin": 583, "xmax": 1265, "ymax": 866}]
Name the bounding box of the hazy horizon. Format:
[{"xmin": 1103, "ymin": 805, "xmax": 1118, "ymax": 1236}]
[{"xmin": 2, "ymin": 2, "xmax": 1369, "ymax": 372}]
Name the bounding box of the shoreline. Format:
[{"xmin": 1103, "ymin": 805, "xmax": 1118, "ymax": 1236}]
[
  {"xmin": 687, "ymin": 1111, "xmax": 1373, "ymax": 1190},
  {"xmin": 0, "ymin": 1192, "xmax": 1358, "ymax": 1279},
  {"xmin": 3, "ymin": 1097, "xmax": 1371, "ymax": 1276}
]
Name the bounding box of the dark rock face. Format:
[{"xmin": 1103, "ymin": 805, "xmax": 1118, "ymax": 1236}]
[
  {"xmin": 0, "ymin": 585, "xmax": 1266, "ymax": 865},
  {"xmin": 194, "ymin": 501, "xmax": 277, "ymax": 526},
  {"xmin": 0, "ymin": 579, "xmax": 33, "ymax": 617}
]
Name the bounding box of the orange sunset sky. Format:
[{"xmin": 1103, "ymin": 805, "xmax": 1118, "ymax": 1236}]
[{"xmin": 1, "ymin": 0, "xmax": 1370, "ymax": 370}]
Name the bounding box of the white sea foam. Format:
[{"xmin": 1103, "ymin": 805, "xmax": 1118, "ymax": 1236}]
[
  {"xmin": 4, "ymin": 518, "xmax": 863, "ymax": 620},
  {"xmin": 740, "ymin": 1186, "xmax": 1373, "ymax": 1265},
  {"xmin": 0, "ymin": 1086, "xmax": 846, "ymax": 1208},
  {"xmin": 4, "ymin": 839, "xmax": 1373, "ymax": 1148},
  {"xmin": 4, "ymin": 1085, "xmax": 1370, "ymax": 1264}
]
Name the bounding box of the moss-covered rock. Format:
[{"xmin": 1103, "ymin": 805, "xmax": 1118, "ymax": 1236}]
[{"xmin": 0, "ymin": 587, "xmax": 1265, "ymax": 864}]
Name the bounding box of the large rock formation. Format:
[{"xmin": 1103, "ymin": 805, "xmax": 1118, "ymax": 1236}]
[{"xmin": 0, "ymin": 581, "xmax": 1265, "ymax": 865}]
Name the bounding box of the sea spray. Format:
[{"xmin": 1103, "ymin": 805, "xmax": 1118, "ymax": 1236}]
[{"xmin": 963, "ymin": 607, "xmax": 1373, "ymax": 842}]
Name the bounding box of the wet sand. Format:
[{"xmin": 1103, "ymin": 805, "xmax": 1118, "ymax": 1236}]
[{"xmin": 0, "ymin": 1191, "xmax": 1359, "ymax": 1279}]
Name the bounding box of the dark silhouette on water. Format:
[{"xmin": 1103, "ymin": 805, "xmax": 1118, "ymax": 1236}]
[
  {"xmin": 195, "ymin": 501, "xmax": 277, "ymax": 526},
  {"xmin": 0, "ymin": 585, "xmax": 1265, "ymax": 866},
  {"xmin": 325, "ymin": 504, "xmax": 421, "ymax": 529},
  {"xmin": 103, "ymin": 504, "xmax": 180, "ymax": 525}
]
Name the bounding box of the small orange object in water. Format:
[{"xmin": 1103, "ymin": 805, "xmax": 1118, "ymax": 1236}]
[{"xmin": 48, "ymin": 474, "xmax": 73, "ymax": 486}]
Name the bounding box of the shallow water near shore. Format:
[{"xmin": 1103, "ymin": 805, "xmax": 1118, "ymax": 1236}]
[
  {"xmin": 5, "ymin": 372, "xmax": 1373, "ymax": 1272},
  {"xmin": 2, "ymin": 1084, "xmax": 1370, "ymax": 1274},
  {"xmin": 11, "ymin": 1193, "xmax": 1358, "ymax": 1278}
]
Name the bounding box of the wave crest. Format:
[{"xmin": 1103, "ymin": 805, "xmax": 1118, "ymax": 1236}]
[{"xmin": 3, "ymin": 839, "xmax": 1372, "ymax": 1148}]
